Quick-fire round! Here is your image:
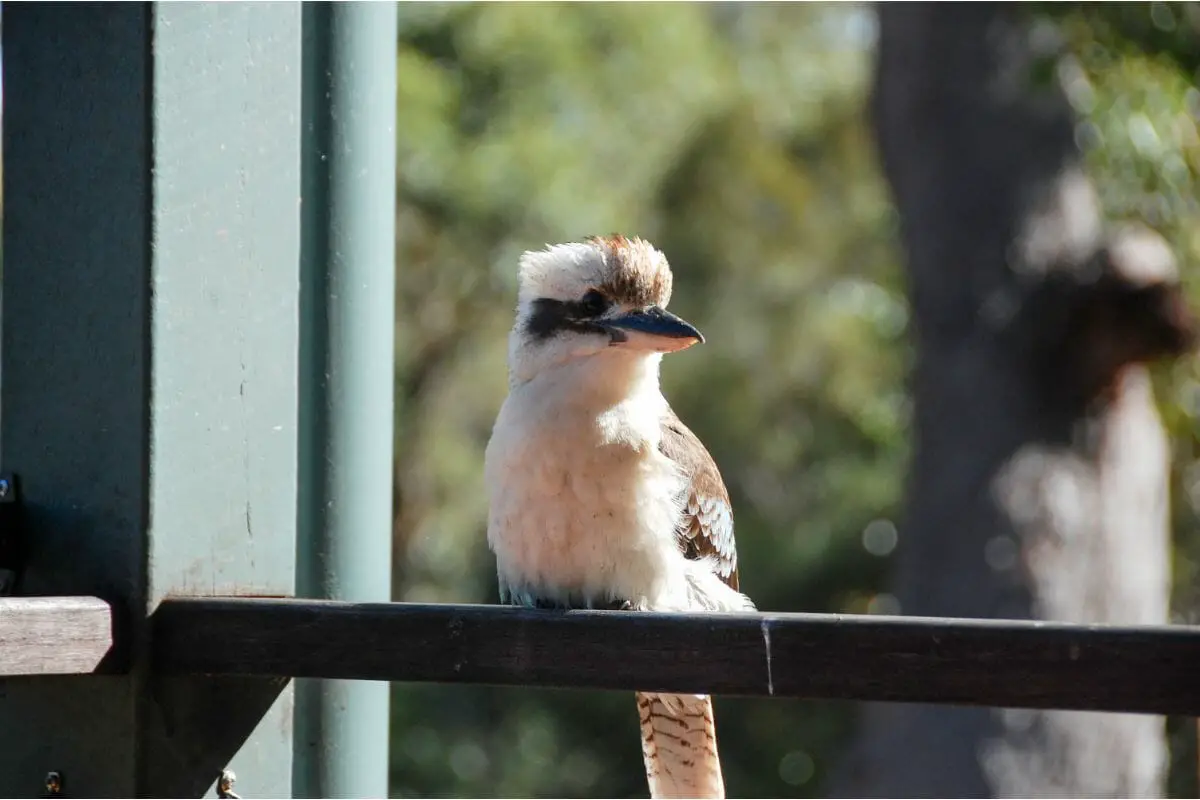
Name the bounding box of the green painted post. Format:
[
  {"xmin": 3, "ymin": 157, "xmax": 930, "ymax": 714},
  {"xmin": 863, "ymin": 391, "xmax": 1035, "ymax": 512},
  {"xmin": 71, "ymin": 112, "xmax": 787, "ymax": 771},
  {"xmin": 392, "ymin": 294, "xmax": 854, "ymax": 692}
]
[
  {"xmin": 0, "ymin": 3, "xmax": 302, "ymax": 796},
  {"xmin": 294, "ymin": 2, "xmax": 398, "ymax": 798}
]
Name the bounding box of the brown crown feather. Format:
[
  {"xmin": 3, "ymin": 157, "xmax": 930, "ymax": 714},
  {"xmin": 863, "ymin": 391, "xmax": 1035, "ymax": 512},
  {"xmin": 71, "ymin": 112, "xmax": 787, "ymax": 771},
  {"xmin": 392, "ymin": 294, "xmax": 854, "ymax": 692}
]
[{"xmin": 586, "ymin": 234, "xmax": 674, "ymax": 309}]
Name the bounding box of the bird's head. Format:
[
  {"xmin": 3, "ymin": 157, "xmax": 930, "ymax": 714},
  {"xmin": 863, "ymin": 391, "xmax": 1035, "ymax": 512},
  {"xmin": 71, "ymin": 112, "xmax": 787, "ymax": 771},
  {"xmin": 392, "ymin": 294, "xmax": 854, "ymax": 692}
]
[{"xmin": 508, "ymin": 235, "xmax": 704, "ymax": 382}]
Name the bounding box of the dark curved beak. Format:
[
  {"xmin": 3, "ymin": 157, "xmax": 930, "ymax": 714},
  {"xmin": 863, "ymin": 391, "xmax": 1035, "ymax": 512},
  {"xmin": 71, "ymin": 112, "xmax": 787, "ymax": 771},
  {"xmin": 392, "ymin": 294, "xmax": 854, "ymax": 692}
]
[{"xmin": 603, "ymin": 306, "xmax": 704, "ymax": 353}]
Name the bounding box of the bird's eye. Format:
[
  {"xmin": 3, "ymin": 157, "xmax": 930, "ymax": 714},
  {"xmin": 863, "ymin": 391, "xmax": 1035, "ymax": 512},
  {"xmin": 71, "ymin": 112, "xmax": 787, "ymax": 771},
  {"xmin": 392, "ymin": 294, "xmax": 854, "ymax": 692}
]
[{"xmin": 579, "ymin": 289, "xmax": 610, "ymax": 317}]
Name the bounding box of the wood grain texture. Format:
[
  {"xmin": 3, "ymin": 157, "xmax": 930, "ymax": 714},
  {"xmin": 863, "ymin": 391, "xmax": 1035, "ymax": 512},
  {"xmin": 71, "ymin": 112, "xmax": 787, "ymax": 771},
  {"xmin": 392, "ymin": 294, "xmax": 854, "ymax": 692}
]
[
  {"xmin": 154, "ymin": 598, "xmax": 1200, "ymax": 716},
  {"xmin": 0, "ymin": 597, "xmax": 114, "ymax": 676}
]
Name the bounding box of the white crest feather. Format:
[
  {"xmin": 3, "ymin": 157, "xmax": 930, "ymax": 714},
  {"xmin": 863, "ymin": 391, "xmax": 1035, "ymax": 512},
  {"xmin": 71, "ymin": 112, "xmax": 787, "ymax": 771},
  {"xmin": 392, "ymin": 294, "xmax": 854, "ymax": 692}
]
[{"xmin": 517, "ymin": 242, "xmax": 609, "ymax": 305}]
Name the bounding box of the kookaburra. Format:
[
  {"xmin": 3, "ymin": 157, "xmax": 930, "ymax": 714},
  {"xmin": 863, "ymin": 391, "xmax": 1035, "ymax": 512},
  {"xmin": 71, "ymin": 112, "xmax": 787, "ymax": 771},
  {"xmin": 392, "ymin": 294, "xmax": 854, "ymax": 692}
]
[{"xmin": 485, "ymin": 235, "xmax": 754, "ymax": 799}]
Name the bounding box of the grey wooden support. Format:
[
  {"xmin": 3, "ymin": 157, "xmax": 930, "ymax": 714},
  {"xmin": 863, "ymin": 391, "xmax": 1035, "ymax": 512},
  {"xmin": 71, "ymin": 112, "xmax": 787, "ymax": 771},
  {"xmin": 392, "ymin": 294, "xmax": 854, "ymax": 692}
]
[
  {"xmin": 0, "ymin": 3, "xmax": 302, "ymax": 796},
  {"xmin": 0, "ymin": 597, "xmax": 114, "ymax": 676}
]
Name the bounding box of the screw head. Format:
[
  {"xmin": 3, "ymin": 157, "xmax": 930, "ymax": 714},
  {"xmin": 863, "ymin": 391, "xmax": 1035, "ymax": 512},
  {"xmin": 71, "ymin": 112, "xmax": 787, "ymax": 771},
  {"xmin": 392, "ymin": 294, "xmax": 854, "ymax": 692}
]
[{"xmin": 217, "ymin": 769, "xmax": 239, "ymax": 798}]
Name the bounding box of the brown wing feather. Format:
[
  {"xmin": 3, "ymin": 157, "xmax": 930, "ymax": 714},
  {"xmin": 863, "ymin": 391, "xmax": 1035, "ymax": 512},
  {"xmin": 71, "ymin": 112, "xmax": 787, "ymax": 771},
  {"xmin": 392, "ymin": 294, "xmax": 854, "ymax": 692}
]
[
  {"xmin": 658, "ymin": 409, "xmax": 739, "ymax": 591},
  {"xmin": 644, "ymin": 409, "xmax": 738, "ymax": 799}
]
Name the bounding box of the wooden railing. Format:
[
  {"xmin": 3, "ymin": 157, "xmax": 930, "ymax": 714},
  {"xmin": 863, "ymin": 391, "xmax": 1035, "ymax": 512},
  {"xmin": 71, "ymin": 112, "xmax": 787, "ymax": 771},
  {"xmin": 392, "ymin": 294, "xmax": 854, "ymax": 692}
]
[{"xmin": 18, "ymin": 595, "xmax": 1200, "ymax": 716}]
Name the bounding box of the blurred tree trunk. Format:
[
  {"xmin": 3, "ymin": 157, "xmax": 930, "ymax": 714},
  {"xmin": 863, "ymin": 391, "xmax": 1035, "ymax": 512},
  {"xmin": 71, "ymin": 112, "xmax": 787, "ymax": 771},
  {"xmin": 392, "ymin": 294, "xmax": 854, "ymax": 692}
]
[{"xmin": 829, "ymin": 4, "xmax": 1196, "ymax": 797}]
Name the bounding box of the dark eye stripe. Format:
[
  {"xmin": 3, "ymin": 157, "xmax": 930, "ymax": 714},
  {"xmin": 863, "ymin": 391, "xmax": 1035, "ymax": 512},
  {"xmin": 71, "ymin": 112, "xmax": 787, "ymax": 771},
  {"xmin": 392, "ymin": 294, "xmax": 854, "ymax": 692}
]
[{"xmin": 523, "ymin": 297, "xmax": 609, "ymax": 341}]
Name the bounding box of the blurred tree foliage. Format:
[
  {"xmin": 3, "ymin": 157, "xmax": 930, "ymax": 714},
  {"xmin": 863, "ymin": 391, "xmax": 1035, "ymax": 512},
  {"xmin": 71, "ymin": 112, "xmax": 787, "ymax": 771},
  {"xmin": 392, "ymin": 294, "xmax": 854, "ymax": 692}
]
[
  {"xmin": 1040, "ymin": 4, "xmax": 1200, "ymax": 795},
  {"xmin": 388, "ymin": 2, "xmax": 1200, "ymax": 797},
  {"xmin": 1036, "ymin": 1, "xmax": 1200, "ymax": 614}
]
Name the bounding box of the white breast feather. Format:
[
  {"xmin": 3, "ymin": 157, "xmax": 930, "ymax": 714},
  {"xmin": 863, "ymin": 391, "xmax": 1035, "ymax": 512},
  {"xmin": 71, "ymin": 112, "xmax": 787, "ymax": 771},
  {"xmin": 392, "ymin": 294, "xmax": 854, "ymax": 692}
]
[{"xmin": 486, "ymin": 353, "xmax": 749, "ymax": 613}]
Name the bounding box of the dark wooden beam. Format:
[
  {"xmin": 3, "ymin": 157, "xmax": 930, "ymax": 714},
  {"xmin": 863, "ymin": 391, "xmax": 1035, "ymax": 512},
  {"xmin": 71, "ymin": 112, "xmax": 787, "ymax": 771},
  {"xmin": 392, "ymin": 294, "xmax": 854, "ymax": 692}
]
[
  {"xmin": 0, "ymin": 597, "xmax": 114, "ymax": 676},
  {"xmin": 154, "ymin": 598, "xmax": 1200, "ymax": 716}
]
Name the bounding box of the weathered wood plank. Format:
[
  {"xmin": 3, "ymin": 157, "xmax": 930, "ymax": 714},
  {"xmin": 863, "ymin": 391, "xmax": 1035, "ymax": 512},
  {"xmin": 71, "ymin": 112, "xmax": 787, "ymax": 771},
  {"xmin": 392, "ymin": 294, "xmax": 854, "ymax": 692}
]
[
  {"xmin": 0, "ymin": 597, "xmax": 114, "ymax": 676},
  {"xmin": 154, "ymin": 598, "xmax": 1200, "ymax": 716}
]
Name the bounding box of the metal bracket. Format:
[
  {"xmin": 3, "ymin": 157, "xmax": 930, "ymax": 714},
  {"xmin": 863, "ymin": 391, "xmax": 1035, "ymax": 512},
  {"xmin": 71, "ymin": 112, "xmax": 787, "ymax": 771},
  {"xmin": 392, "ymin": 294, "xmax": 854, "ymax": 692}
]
[{"xmin": 0, "ymin": 474, "xmax": 27, "ymax": 597}]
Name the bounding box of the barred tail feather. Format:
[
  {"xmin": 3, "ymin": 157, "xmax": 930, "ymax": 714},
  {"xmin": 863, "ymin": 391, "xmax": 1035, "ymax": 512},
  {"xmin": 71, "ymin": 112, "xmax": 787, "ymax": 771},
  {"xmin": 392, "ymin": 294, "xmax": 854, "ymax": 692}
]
[{"xmin": 637, "ymin": 691, "xmax": 726, "ymax": 799}]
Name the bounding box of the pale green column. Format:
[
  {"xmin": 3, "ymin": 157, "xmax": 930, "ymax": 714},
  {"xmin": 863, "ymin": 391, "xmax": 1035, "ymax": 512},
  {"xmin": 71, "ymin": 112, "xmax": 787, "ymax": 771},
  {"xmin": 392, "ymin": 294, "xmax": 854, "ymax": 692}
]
[
  {"xmin": 0, "ymin": 3, "xmax": 303, "ymax": 795},
  {"xmin": 294, "ymin": 2, "xmax": 399, "ymax": 797}
]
